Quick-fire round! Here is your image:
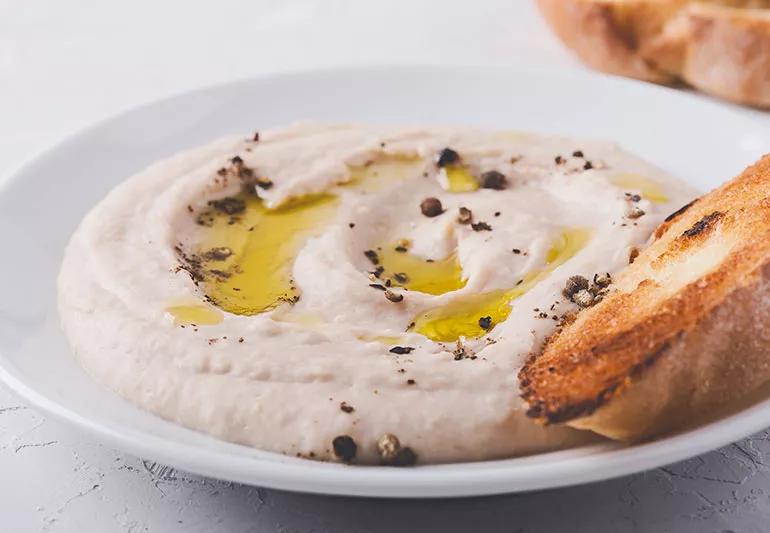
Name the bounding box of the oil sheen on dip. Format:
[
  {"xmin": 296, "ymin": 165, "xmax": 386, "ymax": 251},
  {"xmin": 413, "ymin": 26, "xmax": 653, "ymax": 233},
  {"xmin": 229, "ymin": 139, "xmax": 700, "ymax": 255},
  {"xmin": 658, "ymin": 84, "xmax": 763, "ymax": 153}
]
[{"xmin": 57, "ymin": 123, "xmax": 697, "ymax": 464}]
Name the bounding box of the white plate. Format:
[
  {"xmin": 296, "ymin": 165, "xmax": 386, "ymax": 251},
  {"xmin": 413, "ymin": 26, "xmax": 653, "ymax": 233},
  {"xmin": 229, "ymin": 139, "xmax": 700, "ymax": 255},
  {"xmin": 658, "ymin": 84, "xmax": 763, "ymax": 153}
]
[{"xmin": 1, "ymin": 66, "xmax": 769, "ymax": 498}]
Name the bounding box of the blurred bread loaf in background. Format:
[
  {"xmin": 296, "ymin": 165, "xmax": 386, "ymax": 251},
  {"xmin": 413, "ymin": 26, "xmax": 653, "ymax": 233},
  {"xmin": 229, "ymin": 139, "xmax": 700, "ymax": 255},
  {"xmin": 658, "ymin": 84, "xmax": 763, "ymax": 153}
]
[{"xmin": 537, "ymin": 0, "xmax": 770, "ymax": 108}]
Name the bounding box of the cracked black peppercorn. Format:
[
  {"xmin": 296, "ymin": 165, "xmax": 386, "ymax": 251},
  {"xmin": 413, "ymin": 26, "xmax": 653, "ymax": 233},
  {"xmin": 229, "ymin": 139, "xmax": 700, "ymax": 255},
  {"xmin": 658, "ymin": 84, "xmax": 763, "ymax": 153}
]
[
  {"xmin": 420, "ymin": 197, "xmax": 444, "ymax": 217},
  {"xmin": 436, "ymin": 147, "xmax": 460, "ymax": 167},
  {"xmin": 457, "ymin": 206, "xmax": 473, "ymax": 225},
  {"xmin": 480, "ymin": 170, "xmax": 507, "ymax": 190},
  {"xmin": 563, "ymin": 275, "xmax": 589, "ymax": 300},
  {"xmin": 332, "ymin": 435, "xmax": 357, "ymax": 462}
]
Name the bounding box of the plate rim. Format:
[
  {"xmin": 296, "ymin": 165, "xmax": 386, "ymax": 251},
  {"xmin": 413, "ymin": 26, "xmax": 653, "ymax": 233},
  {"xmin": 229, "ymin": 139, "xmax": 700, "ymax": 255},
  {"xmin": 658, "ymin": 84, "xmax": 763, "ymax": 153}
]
[
  {"xmin": 2, "ymin": 64, "xmax": 770, "ymax": 498},
  {"xmin": 5, "ymin": 355, "xmax": 770, "ymax": 498}
]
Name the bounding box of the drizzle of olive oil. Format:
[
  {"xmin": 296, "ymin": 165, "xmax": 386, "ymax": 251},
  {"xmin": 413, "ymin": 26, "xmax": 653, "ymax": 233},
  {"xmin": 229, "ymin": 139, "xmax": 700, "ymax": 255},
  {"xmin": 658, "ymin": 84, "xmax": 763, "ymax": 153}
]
[
  {"xmin": 410, "ymin": 287, "xmax": 518, "ymax": 343},
  {"xmin": 198, "ymin": 193, "xmax": 339, "ymax": 315},
  {"xmin": 442, "ymin": 166, "xmax": 479, "ymax": 193},
  {"xmin": 378, "ymin": 244, "xmax": 466, "ymax": 295},
  {"xmin": 191, "ymin": 157, "xmax": 425, "ymax": 316},
  {"xmin": 344, "ymin": 156, "xmax": 422, "ymax": 193},
  {"xmin": 166, "ymin": 302, "xmax": 224, "ymax": 326},
  {"xmin": 546, "ymin": 228, "xmax": 592, "ymax": 264},
  {"xmin": 271, "ymin": 310, "xmax": 326, "ymax": 327},
  {"xmin": 357, "ymin": 334, "xmax": 404, "ymax": 344},
  {"xmin": 412, "ymin": 228, "xmax": 592, "ymax": 342},
  {"xmin": 611, "ymin": 173, "xmax": 669, "ymax": 204}
]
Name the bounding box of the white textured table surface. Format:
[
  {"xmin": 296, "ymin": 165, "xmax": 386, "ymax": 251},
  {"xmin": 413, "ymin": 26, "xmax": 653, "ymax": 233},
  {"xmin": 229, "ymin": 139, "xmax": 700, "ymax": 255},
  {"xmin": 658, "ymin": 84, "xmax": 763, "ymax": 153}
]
[{"xmin": 2, "ymin": 1, "xmax": 770, "ymax": 531}]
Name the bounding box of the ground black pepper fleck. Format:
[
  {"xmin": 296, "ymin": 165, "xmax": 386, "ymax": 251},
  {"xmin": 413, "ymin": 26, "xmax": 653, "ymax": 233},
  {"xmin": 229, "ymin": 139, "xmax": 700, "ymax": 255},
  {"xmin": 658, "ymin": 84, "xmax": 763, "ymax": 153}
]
[
  {"xmin": 452, "ymin": 342, "xmax": 468, "ymax": 361},
  {"xmin": 393, "ymin": 272, "xmax": 409, "ymax": 283},
  {"xmin": 208, "ymin": 269, "xmax": 231, "ymax": 280},
  {"xmin": 471, "ymin": 221, "xmax": 492, "ymax": 232},
  {"xmin": 625, "ymin": 192, "xmax": 642, "ymax": 202},
  {"xmin": 389, "ymin": 346, "xmax": 415, "ymax": 355},
  {"xmin": 208, "ymin": 196, "xmax": 246, "ymax": 215},
  {"xmin": 340, "ymin": 401, "xmax": 355, "ymax": 414},
  {"xmin": 364, "ymin": 249, "xmax": 380, "ymax": 265},
  {"xmin": 384, "ymin": 289, "xmax": 404, "ymax": 303},
  {"xmin": 478, "ymin": 316, "xmax": 493, "ymax": 330},
  {"xmin": 203, "ymin": 247, "xmax": 233, "ymax": 261}
]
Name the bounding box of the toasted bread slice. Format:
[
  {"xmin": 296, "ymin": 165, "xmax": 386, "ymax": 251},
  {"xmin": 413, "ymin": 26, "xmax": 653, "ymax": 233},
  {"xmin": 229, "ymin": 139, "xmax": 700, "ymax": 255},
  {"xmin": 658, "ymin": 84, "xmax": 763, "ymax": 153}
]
[
  {"xmin": 520, "ymin": 154, "xmax": 770, "ymax": 440},
  {"xmin": 536, "ymin": 0, "xmax": 686, "ymax": 84},
  {"xmin": 683, "ymin": 4, "xmax": 770, "ymax": 107},
  {"xmin": 537, "ymin": 0, "xmax": 770, "ymax": 108}
]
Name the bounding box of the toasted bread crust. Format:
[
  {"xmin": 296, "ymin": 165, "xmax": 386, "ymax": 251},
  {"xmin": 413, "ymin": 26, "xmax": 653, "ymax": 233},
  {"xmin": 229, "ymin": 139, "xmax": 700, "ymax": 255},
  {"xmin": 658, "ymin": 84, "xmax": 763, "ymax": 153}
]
[
  {"xmin": 685, "ymin": 5, "xmax": 770, "ymax": 107},
  {"xmin": 537, "ymin": 0, "xmax": 770, "ymax": 108},
  {"xmin": 536, "ymin": 0, "xmax": 680, "ymax": 84},
  {"xmin": 520, "ymin": 155, "xmax": 770, "ymax": 440}
]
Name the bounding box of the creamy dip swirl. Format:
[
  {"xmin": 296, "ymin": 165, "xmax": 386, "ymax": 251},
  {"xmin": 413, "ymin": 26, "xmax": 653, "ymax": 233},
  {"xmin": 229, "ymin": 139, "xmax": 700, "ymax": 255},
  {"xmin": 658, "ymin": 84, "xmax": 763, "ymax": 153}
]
[{"xmin": 58, "ymin": 123, "xmax": 696, "ymax": 464}]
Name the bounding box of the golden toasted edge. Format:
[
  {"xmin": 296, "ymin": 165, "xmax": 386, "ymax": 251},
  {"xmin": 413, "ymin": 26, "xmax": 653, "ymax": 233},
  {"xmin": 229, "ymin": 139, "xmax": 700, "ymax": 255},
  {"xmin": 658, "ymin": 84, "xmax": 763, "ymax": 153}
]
[
  {"xmin": 519, "ymin": 154, "xmax": 770, "ymax": 438},
  {"xmin": 568, "ymin": 265, "xmax": 770, "ymax": 440}
]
